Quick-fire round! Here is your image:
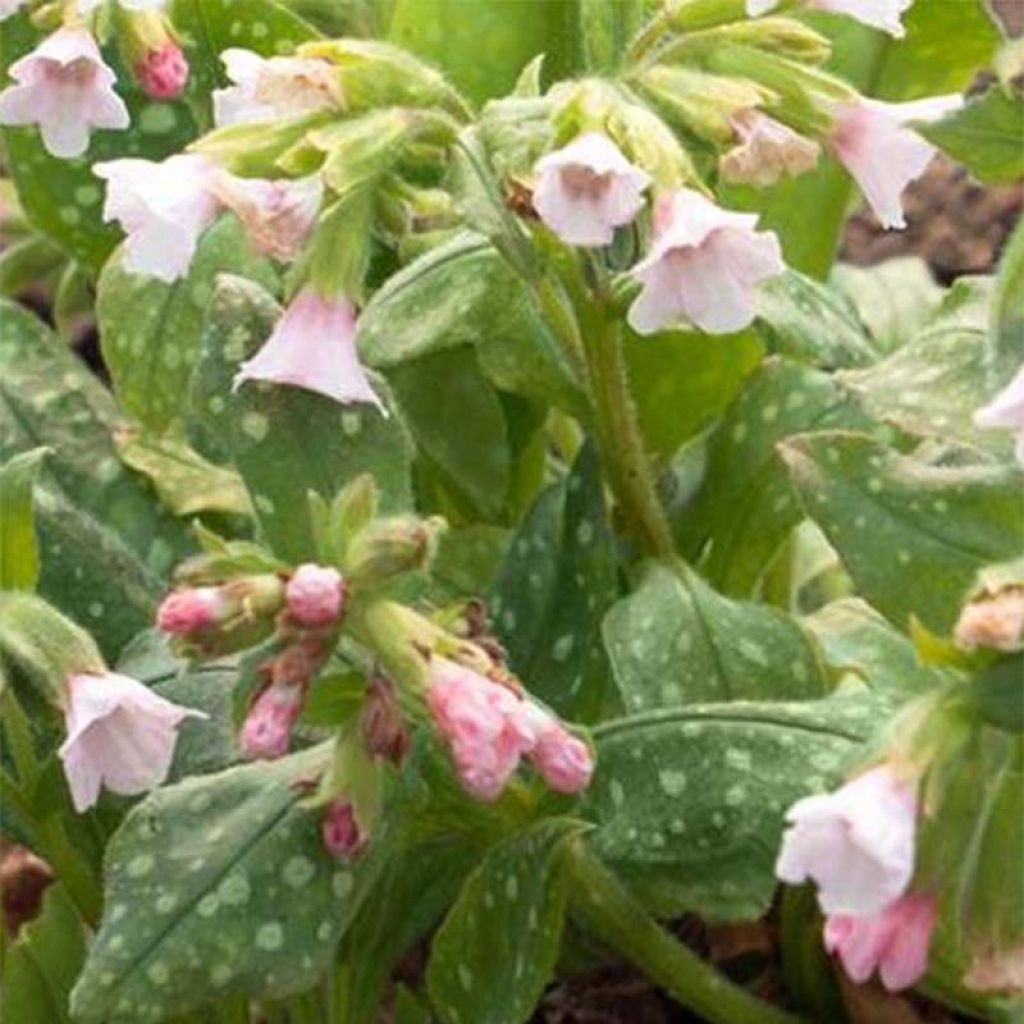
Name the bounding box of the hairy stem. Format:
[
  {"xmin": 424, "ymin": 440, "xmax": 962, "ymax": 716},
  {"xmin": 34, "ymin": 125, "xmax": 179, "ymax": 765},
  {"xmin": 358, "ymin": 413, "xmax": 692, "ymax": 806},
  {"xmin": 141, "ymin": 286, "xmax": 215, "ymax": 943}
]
[{"xmin": 567, "ymin": 842, "xmax": 808, "ymax": 1024}]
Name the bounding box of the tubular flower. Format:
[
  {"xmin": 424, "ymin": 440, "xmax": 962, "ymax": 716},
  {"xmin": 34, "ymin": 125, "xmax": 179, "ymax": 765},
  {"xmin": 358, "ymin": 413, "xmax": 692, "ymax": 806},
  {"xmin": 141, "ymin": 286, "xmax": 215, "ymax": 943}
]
[
  {"xmin": 973, "ymin": 363, "xmax": 1024, "ymax": 466},
  {"xmin": 0, "ymin": 27, "xmax": 129, "ymax": 159},
  {"xmin": 719, "ymin": 110, "xmax": 820, "ymax": 188},
  {"xmin": 59, "ymin": 672, "xmax": 206, "ymax": 812},
  {"xmin": 533, "ymin": 132, "xmax": 650, "ymax": 247},
  {"xmin": 747, "ymin": 0, "xmax": 913, "ymax": 37},
  {"xmin": 628, "ymin": 189, "xmax": 784, "ymax": 335}
]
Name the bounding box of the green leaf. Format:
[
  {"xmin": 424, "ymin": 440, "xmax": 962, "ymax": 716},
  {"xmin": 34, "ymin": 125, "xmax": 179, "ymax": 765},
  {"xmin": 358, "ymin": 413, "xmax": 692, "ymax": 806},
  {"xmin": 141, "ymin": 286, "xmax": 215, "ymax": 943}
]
[
  {"xmin": 782, "ymin": 432, "xmax": 1024, "ymax": 634},
  {"xmin": 973, "ymin": 655, "xmax": 1024, "ymax": 732},
  {"xmin": 755, "ymin": 270, "xmax": 878, "ymax": 369},
  {"xmin": 604, "ymin": 560, "xmax": 826, "ymax": 713},
  {"xmin": 358, "ymin": 232, "xmax": 585, "ymax": 416},
  {"xmin": 0, "ymin": 13, "xmax": 198, "ymax": 270},
  {"xmin": 584, "ymin": 694, "xmax": 878, "ymax": 920},
  {"xmin": 918, "ymin": 86, "xmax": 1024, "ymax": 186},
  {"xmin": 189, "ymin": 274, "xmax": 414, "ymax": 561},
  {"xmin": 426, "ymin": 819, "xmax": 584, "ymax": 1024},
  {"xmin": 0, "ymin": 448, "xmax": 47, "ymax": 591},
  {"xmin": 577, "ymin": 0, "xmax": 645, "ymax": 72},
  {"xmin": 97, "ymin": 217, "xmax": 275, "ymax": 434},
  {"xmin": 70, "ymin": 745, "xmax": 371, "ymax": 1023},
  {"xmin": 677, "ymin": 358, "xmax": 873, "ymax": 597},
  {"xmin": 991, "ymin": 216, "xmax": 1024, "ymax": 371},
  {"xmin": 491, "ymin": 444, "xmax": 620, "ymax": 721},
  {"xmin": 830, "ymin": 258, "xmax": 944, "ymax": 354},
  {"xmin": 114, "ymin": 428, "xmax": 252, "ymax": 519},
  {"xmin": 0, "ymin": 884, "xmax": 86, "ymax": 1024},
  {"xmin": 624, "ymin": 325, "xmax": 763, "ymax": 461}
]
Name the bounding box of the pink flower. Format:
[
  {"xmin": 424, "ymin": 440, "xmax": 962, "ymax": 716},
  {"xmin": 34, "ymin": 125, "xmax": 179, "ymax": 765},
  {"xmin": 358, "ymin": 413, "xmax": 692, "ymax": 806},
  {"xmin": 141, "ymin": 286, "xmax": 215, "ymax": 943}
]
[
  {"xmin": 747, "ymin": 0, "xmax": 912, "ymax": 36},
  {"xmin": 964, "ymin": 947, "xmax": 1024, "ymax": 994},
  {"xmin": 213, "ymin": 48, "xmax": 341, "ymax": 128},
  {"xmin": 824, "ymin": 892, "xmax": 939, "ymax": 992},
  {"xmin": 234, "ymin": 288, "xmax": 384, "ymax": 411},
  {"xmin": 775, "ymin": 765, "xmax": 918, "ymax": 915},
  {"xmin": 210, "ymin": 172, "xmax": 323, "ymax": 261},
  {"xmin": 954, "ymin": 588, "xmax": 1024, "ymax": 653},
  {"xmin": 831, "ymin": 95, "xmax": 962, "ymax": 230},
  {"xmin": 157, "ymin": 586, "xmax": 230, "ymax": 634},
  {"xmin": 427, "ymin": 659, "xmax": 537, "ymax": 801},
  {"xmin": 285, "ymin": 564, "xmax": 345, "ymax": 627},
  {"xmin": 94, "ymin": 154, "xmax": 221, "ymax": 282},
  {"xmin": 0, "ymin": 27, "xmax": 129, "ymax": 159},
  {"xmin": 719, "ymin": 110, "xmax": 820, "ymax": 188},
  {"xmin": 136, "ymin": 40, "xmax": 189, "ymax": 100},
  {"xmin": 238, "ymin": 680, "xmax": 304, "ymax": 760},
  {"xmin": 533, "ymin": 133, "xmax": 650, "ymax": 247},
  {"xmin": 628, "ymin": 189, "xmax": 784, "ymax": 335},
  {"xmin": 59, "ymin": 672, "xmax": 206, "ymax": 812},
  {"xmin": 528, "ymin": 715, "xmax": 594, "ymax": 794},
  {"xmin": 0, "ymin": 1, "xmax": 24, "ymax": 21},
  {"xmin": 321, "ymin": 798, "xmax": 366, "ymax": 860},
  {"xmin": 974, "ymin": 363, "xmax": 1024, "ymax": 465}
]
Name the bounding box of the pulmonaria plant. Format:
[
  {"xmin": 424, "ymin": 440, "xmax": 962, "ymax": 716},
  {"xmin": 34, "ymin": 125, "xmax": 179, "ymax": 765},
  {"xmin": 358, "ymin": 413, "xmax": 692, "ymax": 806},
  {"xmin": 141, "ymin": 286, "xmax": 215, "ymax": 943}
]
[{"xmin": 0, "ymin": 1, "xmax": 1021, "ymax": 1024}]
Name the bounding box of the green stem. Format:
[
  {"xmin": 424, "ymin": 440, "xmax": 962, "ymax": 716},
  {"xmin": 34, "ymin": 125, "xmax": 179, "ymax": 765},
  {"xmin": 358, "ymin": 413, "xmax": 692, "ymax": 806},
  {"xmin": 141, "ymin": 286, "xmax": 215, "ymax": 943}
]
[
  {"xmin": 582, "ymin": 304, "xmax": 675, "ymax": 558},
  {"xmin": 567, "ymin": 843, "xmax": 808, "ymax": 1024}
]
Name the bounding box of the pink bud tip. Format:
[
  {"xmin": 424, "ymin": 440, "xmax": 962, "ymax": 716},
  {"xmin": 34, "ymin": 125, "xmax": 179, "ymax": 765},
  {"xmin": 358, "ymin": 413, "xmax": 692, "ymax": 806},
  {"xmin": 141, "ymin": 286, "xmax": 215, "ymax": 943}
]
[
  {"xmin": 156, "ymin": 587, "xmax": 226, "ymax": 634},
  {"xmin": 530, "ymin": 723, "xmax": 594, "ymax": 794},
  {"xmin": 136, "ymin": 41, "xmax": 189, "ymax": 100},
  {"xmin": 238, "ymin": 681, "xmax": 303, "ymax": 760},
  {"xmin": 321, "ymin": 798, "xmax": 365, "ymax": 861},
  {"xmin": 285, "ymin": 564, "xmax": 345, "ymax": 628}
]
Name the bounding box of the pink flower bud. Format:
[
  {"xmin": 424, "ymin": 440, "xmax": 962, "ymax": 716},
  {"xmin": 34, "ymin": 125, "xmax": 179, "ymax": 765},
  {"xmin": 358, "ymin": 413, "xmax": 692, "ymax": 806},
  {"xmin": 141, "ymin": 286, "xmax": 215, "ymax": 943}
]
[
  {"xmin": 156, "ymin": 586, "xmax": 229, "ymax": 634},
  {"xmin": 285, "ymin": 564, "xmax": 346, "ymax": 627},
  {"xmin": 529, "ymin": 718, "xmax": 594, "ymax": 794},
  {"xmin": 775, "ymin": 765, "xmax": 918, "ymax": 916},
  {"xmin": 824, "ymin": 892, "xmax": 938, "ymax": 992},
  {"xmin": 321, "ymin": 798, "xmax": 366, "ymax": 861},
  {"xmin": 964, "ymin": 946, "xmax": 1024, "ymax": 994},
  {"xmin": 954, "ymin": 588, "xmax": 1024, "ymax": 653},
  {"xmin": 239, "ymin": 680, "xmax": 304, "ymax": 760},
  {"xmin": 136, "ymin": 40, "xmax": 188, "ymax": 100},
  {"xmin": 360, "ymin": 678, "xmax": 408, "ymax": 765}
]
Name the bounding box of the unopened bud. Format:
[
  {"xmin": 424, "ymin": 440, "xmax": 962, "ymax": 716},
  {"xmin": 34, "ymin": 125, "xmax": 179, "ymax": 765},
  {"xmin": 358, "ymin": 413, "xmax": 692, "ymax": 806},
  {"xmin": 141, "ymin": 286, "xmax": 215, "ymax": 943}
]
[
  {"xmin": 136, "ymin": 40, "xmax": 189, "ymax": 100},
  {"xmin": 116, "ymin": 10, "xmax": 188, "ymax": 101},
  {"xmin": 271, "ymin": 638, "xmax": 329, "ymax": 687},
  {"xmin": 359, "ymin": 678, "xmax": 408, "ymax": 764},
  {"xmin": 239, "ymin": 679, "xmax": 304, "ymax": 760},
  {"xmin": 345, "ymin": 516, "xmax": 444, "ymax": 588},
  {"xmin": 963, "ymin": 947, "xmax": 1024, "ymax": 994},
  {"xmin": 954, "ymin": 588, "xmax": 1024, "ymax": 653},
  {"xmin": 285, "ymin": 564, "xmax": 346, "ymax": 628},
  {"xmin": 527, "ymin": 713, "xmax": 595, "ymax": 794},
  {"xmin": 157, "ymin": 587, "xmax": 230, "ymax": 634},
  {"xmin": 320, "ymin": 798, "xmax": 367, "ymax": 861}
]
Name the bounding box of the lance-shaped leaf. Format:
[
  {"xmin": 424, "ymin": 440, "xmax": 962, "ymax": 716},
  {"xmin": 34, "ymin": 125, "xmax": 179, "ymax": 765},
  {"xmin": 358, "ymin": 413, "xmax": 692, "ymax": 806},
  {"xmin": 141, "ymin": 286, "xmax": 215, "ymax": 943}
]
[
  {"xmin": 584, "ymin": 695, "xmax": 878, "ymax": 921},
  {"xmin": 490, "ymin": 445, "xmax": 619, "ymax": 721},
  {"xmin": 0, "ymin": 448, "xmax": 47, "ymax": 591},
  {"xmin": 782, "ymin": 432, "xmax": 1024, "ymax": 635},
  {"xmin": 426, "ymin": 819, "xmax": 585, "ymax": 1024},
  {"xmin": 603, "ymin": 560, "xmax": 827, "ymax": 713},
  {"xmin": 70, "ymin": 745, "xmax": 378, "ymax": 1024},
  {"xmin": 189, "ymin": 274, "xmax": 413, "ymax": 562}
]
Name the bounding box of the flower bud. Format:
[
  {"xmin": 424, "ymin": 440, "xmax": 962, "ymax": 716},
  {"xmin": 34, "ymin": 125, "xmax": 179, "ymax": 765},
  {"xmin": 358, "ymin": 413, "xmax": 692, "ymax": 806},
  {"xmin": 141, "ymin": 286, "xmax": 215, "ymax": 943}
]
[
  {"xmin": 359, "ymin": 678, "xmax": 408, "ymax": 765},
  {"xmin": 238, "ymin": 679, "xmax": 304, "ymax": 760},
  {"xmin": 285, "ymin": 564, "xmax": 346, "ymax": 628},
  {"xmin": 136, "ymin": 39, "xmax": 188, "ymax": 100},
  {"xmin": 157, "ymin": 586, "xmax": 231, "ymax": 634},
  {"xmin": 528, "ymin": 716, "xmax": 594, "ymax": 794},
  {"xmin": 719, "ymin": 109, "xmax": 820, "ymax": 187},
  {"xmin": 345, "ymin": 516, "xmax": 445, "ymax": 588},
  {"xmin": 321, "ymin": 798, "xmax": 367, "ymax": 861},
  {"xmin": 954, "ymin": 586, "xmax": 1024, "ymax": 653},
  {"xmin": 964, "ymin": 947, "xmax": 1024, "ymax": 994}
]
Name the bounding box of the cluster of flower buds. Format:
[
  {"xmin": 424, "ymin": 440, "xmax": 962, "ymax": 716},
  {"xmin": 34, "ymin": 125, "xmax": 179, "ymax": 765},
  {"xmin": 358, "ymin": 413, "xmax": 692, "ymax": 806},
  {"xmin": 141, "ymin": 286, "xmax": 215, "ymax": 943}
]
[{"xmin": 426, "ymin": 656, "xmax": 594, "ymax": 802}]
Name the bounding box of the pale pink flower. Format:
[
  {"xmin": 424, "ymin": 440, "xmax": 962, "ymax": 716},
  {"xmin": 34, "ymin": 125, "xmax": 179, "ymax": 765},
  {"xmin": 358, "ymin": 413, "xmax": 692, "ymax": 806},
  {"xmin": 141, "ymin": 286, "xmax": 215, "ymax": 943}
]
[
  {"xmin": 0, "ymin": 27, "xmax": 129, "ymax": 159},
  {"xmin": 964, "ymin": 947, "xmax": 1024, "ymax": 994},
  {"xmin": 238, "ymin": 680, "xmax": 304, "ymax": 760},
  {"xmin": 234, "ymin": 288, "xmax": 384, "ymax": 411},
  {"xmin": 59, "ymin": 672, "xmax": 206, "ymax": 812},
  {"xmin": 321, "ymin": 798, "xmax": 366, "ymax": 860},
  {"xmin": 775, "ymin": 765, "xmax": 918, "ymax": 915},
  {"xmin": 533, "ymin": 133, "xmax": 650, "ymax": 247},
  {"xmin": 94, "ymin": 154, "xmax": 221, "ymax": 282},
  {"xmin": 285, "ymin": 564, "xmax": 345, "ymax": 627},
  {"xmin": 156, "ymin": 587, "xmax": 231, "ymax": 634},
  {"xmin": 0, "ymin": 1, "xmax": 24, "ymax": 21},
  {"xmin": 136, "ymin": 40, "xmax": 189, "ymax": 100},
  {"xmin": 427, "ymin": 659, "xmax": 536, "ymax": 802},
  {"xmin": 954, "ymin": 588, "xmax": 1024, "ymax": 653},
  {"xmin": 527, "ymin": 714, "xmax": 594, "ymax": 794},
  {"xmin": 628, "ymin": 189, "xmax": 784, "ymax": 335},
  {"xmin": 824, "ymin": 892, "xmax": 938, "ymax": 992},
  {"xmin": 210, "ymin": 172, "xmax": 323, "ymax": 262},
  {"xmin": 719, "ymin": 110, "xmax": 820, "ymax": 188},
  {"xmin": 746, "ymin": 0, "xmax": 912, "ymax": 36},
  {"xmin": 831, "ymin": 95, "xmax": 962, "ymax": 230},
  {"xmin": 974, "ymin": 363, "xmax": 1024, "ymax": 465},
  {"xmin": 213, "ymin": 48, "xmax": 341, "ymax": 128}
]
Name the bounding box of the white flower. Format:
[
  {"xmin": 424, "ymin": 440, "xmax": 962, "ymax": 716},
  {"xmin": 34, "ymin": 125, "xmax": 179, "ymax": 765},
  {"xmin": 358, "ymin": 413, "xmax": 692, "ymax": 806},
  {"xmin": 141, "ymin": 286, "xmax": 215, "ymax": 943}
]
[
  {"xmin": 775, "ymin": 765, "xmax": 918, "ymax": 916},
  {"xmin": 628, "ymin": 188, "xmax": 784, "ymax": 335},
  {"xmin": 533, "ymin": 133, "xmax": 650, "ymax": 247},
  {"xmin": 973, "ymin": 363, "xmax": 1024, "ymax": 466},
  {"xmin": 0, "ymin": 26, "xmax": 129, "ymax": 159},
  {"xmin": 747, "ymin": 0, "xmax": 913, "ymax": 37},
  {"xmin": 94, "ymin": 154, "xmax": 221, "ymax": 282},
  {"xmin": 831, "ymin": 95, "xmax": 962, "ymax": 230},
  {"xmin": 59, "ymin": 672, "xmax": 206, "ymax": 812},
  {"xmin": 213, "ymin": 48, "xmax": 341, "ymax": 128},
  {"xmin": 0, "ymin": 0, "xmax": 25, "ymax": 22}
]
